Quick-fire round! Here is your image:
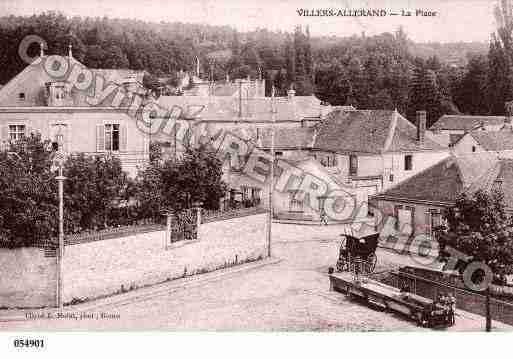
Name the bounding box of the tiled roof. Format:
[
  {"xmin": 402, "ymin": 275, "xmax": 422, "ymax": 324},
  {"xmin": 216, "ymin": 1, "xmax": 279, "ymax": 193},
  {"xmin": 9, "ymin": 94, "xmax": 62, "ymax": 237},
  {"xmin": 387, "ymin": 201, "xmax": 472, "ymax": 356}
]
[
  {"xmin": 312, "ymin": 109, "xmax": 445, "ymax": 154},
  {"xmin": 0, "ymin": 56, "xmax": 146, "ymax": 107},
  {"xmin": 430, "ymin": 115, "xmax": 506, "ymax": 131},
  {"xmin": 375, "ymin": 153, "xmax": 502, "ymax": 205},
  {"xmin": 470, "ymin": 130, "xmax": 513, "ymax": 151},
  {"xmin": 497, "ymin": 160, "xmax": 513, "ymax": 210},
  {"xmin": 258, "ymin": 127, "xmax": 315, "ymax": 149},
  {"xmin": 156, "ymin": 95, "xmax": 323, "ymax": 122},
  {"xmin": 466, "ymin": 159, "xmax": 513, "ymax": 210}
]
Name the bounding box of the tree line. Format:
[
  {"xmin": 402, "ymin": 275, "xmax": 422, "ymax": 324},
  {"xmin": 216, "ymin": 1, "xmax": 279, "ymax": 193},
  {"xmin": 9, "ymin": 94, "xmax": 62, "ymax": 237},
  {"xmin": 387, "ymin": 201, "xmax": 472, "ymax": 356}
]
[{"xmin": 1, "ymin": 8, "xmax": 512, "ymax": 127}]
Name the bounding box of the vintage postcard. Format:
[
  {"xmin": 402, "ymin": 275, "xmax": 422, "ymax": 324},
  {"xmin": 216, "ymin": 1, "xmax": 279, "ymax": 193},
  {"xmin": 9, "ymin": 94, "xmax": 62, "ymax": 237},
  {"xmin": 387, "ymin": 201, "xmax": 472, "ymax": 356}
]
[{"xmin": 0, "ymin": 0, "xmax": 511, "ymax": 356}]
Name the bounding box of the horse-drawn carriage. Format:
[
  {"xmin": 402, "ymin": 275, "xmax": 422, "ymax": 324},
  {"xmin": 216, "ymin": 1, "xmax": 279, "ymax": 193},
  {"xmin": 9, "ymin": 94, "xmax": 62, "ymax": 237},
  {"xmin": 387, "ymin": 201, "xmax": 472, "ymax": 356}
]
[
  {"xmin": 329, "ymin": 231, "xmax": 455, "ymax": 328},
  {"xmin": 336, "ymin": 232, "xmax": 379, "ymax": 274}
]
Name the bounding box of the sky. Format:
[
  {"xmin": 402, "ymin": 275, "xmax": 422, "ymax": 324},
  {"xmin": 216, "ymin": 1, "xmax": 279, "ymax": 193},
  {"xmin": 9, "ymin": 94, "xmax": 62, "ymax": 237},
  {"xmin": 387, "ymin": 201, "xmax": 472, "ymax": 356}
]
[{"xmin": 0, "ymin": 0, "xmax": 497, "ymax": 43}]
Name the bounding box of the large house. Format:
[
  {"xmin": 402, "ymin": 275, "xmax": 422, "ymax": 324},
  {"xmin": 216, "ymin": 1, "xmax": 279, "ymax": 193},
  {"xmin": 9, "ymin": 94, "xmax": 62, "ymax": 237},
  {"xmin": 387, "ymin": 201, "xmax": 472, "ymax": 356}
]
[
  {"xmin": 257, "ymin": 109, "xmax": 449, "ymax": 207},
  {"xmin": 428, "ymin": 114, "xmax": 509, "ymax": 147},
  {"xmin": 452, "ymin": 129, "xmax": 513, "ymax": 159},
  {"xmin": 369, "ymin": 152, "xmax": 512, "ymax": 242},
  {"xmin": 153, "ymin": 87, "xmax": 332, "ymax": 159},
  {"xmin": 0, "ymin": 48, "xmax": 150, "ymax": 176}
]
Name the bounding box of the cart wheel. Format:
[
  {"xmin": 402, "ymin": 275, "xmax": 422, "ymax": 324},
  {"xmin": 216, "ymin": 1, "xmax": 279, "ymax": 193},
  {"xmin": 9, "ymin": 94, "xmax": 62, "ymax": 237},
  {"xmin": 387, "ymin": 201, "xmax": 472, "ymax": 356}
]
[{"xmin": 366, "ymin": 253, "xmax": 377, "ymax": 273}]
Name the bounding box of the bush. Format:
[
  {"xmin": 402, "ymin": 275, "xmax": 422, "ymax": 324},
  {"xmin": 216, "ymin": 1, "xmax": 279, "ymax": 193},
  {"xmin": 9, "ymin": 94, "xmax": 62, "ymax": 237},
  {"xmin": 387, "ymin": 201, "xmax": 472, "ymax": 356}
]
[
  {"xmin": 0, "ymin": 134, "xmax": 58, "ymax": 247},
  {"xmin": 63, "ymin": 153, "xmax": 131, "ymax": 233},
  {"xmin": 0, "ymin": 137, "xmax": 228, "ymax": 248}
]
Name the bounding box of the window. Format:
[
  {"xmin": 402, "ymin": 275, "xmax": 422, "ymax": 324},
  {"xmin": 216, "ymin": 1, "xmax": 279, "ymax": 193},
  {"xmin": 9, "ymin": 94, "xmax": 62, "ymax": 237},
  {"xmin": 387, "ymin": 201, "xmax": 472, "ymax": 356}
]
[
  {"xmin": 50, "ymin": 123, "xmax": 67, "ymax": 152},
  {"xmin": 472, "ymin": 146, "xmax": 476, "ymax": 153},
  {"xmin": 289, "ymin": 191, "xmax": 304, "ymax": 212},
  {"xmin": 104, "ymin": 124, "xmax": 120, "ymax": 151},
  {"xmin": 241, "ymin": 186, "xmax": 249, "ymax": 202},
  {"xmin": 427, "ymin": 209, "xmax": 442, "ymax": 238},
  {"xmin": 18, "ymin": 93, "xmax": 25, "ymax": 101},
  {"xmin": 54, "ymin": 86, "xmax": 65, "ymax": 100},
  {"xmin": 53, "ymin": 134, "xmax": 64, "ymax": 151},
  {"xmin": 275, "ymin": 151, "xmax": 283, "ymax": 157},
  {"xmin": 349, "ymin": 155, "xmax": 358, "ymax": 176},
  {"xmin": 323, "ymin": 154, "xmax": 337, "ymax": 167},
  {"xmin": 395, "ymin": 205, "xmax": 414, "ymax": 235},
  {"xmin": 9, "ymin": 125, "xmax": 25, "ymax": 141},
  {"xmin": 404, "ymin": 155, "xmax": 413, "ymax": 171},
  {"xmin": 251, "ymin": 188, "xmax": 261, "ymax": 204}
]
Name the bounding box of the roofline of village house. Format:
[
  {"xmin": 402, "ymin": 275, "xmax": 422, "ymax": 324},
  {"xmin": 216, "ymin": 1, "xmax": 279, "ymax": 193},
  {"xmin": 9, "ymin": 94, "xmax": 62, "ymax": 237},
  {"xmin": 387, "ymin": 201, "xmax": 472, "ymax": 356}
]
[
  {"xmin": 0, "ymin": 106, "xmax": 131, "ymax": 113},
  {"xmin": 369, "ymin": 194, "xmax": 455, "ymax": 208},
  {"xmin": 190, "ymin": 118, "xmax": 319, "ymax": 123}
]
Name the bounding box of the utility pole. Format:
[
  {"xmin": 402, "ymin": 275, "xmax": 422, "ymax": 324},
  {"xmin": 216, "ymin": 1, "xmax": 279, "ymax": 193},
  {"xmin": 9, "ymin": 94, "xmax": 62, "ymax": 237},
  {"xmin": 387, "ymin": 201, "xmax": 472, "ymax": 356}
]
[
  {"xmin": 238, "ymin": 80, "xmax": 242, "ymax": 118},
  {"xmin": 55, "ymin": 154, "xmax": 66, "ymax": 310},
  {"xmin": 267, "ymin": 85, "xmax": 276, "ymax": 258},
  {"xmin": 486, "ymin": 287, "xmax": 492, "ymax": 332}
]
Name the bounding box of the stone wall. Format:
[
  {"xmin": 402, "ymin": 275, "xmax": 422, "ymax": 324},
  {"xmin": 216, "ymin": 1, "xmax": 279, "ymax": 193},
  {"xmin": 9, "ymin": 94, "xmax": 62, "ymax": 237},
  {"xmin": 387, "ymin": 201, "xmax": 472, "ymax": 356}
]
[
  {"xmin": 0, "ymin": 247, "xmax": 57, "ymax": 308},
  {"xmin": 62, "ymin": 212, "xmax": 267, "ymax": 303},
  {"xmin": 0, "ymin": 212, "xmax": 267, "ymax": 308}
]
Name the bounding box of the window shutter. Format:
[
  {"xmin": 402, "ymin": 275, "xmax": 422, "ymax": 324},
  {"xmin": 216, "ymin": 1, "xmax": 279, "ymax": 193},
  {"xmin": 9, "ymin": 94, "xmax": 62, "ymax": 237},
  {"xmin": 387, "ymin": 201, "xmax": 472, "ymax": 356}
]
[
  {"xmin": 96, "ymin": 124, "xmax": 105, "ymax": 152},
  {"xmin": 120, "ymin": 124, "xmax": 127, "ymax": 151}
]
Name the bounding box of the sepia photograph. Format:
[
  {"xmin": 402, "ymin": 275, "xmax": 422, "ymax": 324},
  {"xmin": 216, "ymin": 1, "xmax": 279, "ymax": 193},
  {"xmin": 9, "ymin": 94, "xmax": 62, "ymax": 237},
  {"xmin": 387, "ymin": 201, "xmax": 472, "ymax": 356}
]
[{"xmin": 0, "ymin": 0, "xmax": 511, "ymax": 356}]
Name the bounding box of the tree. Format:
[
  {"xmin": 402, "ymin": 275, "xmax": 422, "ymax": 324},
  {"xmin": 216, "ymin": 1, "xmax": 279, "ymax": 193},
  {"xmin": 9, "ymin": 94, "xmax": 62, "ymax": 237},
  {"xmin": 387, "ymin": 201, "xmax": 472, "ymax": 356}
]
[
  {"xmin": 133, "ymin": 159, "xmax": 164, "ymax": 221},
  {"xmin": 407, "ymin": 58, "xmax": 444, "ymax": 127},
  {"xmin": 292, "ymin": 25, "xmax": 313, "ymax": 95},
  {"xmin": 438, "ymin": 189, "xmax": 513, "ymax": 285},
  {"xmin": 486, "ymin": 0, "xmax": 513, "ymax": 115},
  {"xmin": 454, "ymin": 55, "xmax": 488, "ymax": 114},
  {"xmin": 63, "ymin": 153, "xmax": 130, "ymax": 232},
  {"xmin": 487, "ymin": 34, "xmax": 513, "ymax": 114},
  {"xmin": 314, "ymin": 61, "xmax": 352, "ymax": 105},
  {"xmin": 0, "ymin": 134, "xmax": 58, "ymax": 248},
  {"xmin": 134, "ymin": 144, "xmax": 228, "ymax": 218},
  {"xmin": 284, "ymin": 34, "xmax": 295, "ymax": 89},
  {"xmin": 159, "ymin": 145, "xmax": 227, "ymax": 212}
]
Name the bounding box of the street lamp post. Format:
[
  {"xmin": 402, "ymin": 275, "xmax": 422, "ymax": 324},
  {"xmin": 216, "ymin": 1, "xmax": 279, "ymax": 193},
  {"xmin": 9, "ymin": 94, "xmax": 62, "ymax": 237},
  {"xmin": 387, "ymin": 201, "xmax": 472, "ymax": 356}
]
[
  {"xmin": 486, "ymin": 287, "xmax": 492, "ymax": 332},
  {"xmin": 267, "ymin": 86, "xmax": 276, "ymax": 258},
  {"xmin": 55, "ymin": 154, "xmax": 66, "ymax": 310}
]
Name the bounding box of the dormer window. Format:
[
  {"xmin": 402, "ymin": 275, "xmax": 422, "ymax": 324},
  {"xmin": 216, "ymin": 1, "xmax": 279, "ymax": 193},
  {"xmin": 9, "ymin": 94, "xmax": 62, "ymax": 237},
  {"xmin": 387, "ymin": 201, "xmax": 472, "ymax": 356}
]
[
  {"xmin": 45, "ymin": 81, "xmax": 68, "ymax": 106},
  {"xmin": 55, "ymin": 86, "xmax": 65, "ymax": 100},
  {"xmin": 18, "ymin": 93, "xmax": 25, "ymax": 101}
]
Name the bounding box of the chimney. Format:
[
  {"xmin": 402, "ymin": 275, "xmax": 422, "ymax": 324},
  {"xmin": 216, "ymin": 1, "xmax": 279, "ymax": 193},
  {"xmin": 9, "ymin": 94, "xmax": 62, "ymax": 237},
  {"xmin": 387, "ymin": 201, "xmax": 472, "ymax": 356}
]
[{"xmin": 416, "ymin": 110, "xmax": 426, "ymax": 144}]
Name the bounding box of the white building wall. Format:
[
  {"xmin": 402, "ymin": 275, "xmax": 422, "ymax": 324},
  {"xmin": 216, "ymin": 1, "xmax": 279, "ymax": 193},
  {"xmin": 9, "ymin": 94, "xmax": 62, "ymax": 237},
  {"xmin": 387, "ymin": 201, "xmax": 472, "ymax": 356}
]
[
  {"xmin": 0, "ymin": 110, "xmax": 149, "ymax": 177},
  {"xmin": 382, "ymin": 151, "xmax": 450, "ymax": 190},
  {"xmin": 452, "ymin": 134, "xmax": 483, "ymax": 157}
]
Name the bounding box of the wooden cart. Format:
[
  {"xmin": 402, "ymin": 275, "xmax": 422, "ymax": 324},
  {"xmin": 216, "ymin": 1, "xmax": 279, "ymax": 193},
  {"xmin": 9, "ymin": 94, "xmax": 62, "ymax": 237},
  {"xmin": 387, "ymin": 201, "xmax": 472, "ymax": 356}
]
[{"xmin": 329, "ymin": 272, "xmax": 455, "ymax": 328}]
